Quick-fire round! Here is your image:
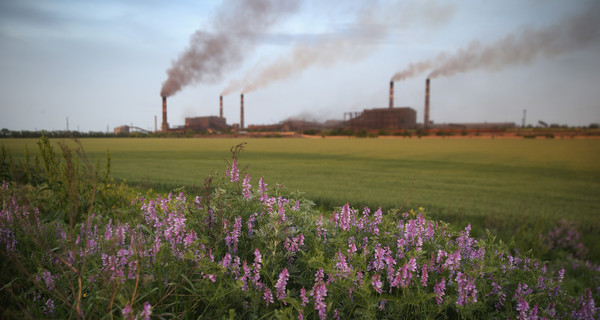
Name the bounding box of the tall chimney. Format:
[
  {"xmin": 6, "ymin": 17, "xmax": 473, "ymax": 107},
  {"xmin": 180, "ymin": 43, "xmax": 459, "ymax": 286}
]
[
  {"xmin": 389, "ymin": 81, "xmax": 394, "ymax": 109},
  {"xmin": 424, "ymin": 78, "xmax": 430, "ymax": 129},
  {"xmin": 240, "ymin": 93, "xmax": 244, "ymax": 130},
  {"xmin": 161, "ymin": 96, "xmax": 168, "ymax": 132},
  {"xmin": 220, "ymin": 95, "xmax": 223, "ymax": 118}
]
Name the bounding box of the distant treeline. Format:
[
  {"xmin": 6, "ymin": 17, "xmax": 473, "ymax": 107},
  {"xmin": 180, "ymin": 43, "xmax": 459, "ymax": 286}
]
[{"xmin": 0, "ymin": 129, "xmax": 162, "ymax": 138}]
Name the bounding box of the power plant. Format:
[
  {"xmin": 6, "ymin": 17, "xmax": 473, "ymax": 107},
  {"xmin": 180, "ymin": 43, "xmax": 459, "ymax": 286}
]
[{"xmin": 154, "ymin": 77, "xmax": 515, "ymax": 135}]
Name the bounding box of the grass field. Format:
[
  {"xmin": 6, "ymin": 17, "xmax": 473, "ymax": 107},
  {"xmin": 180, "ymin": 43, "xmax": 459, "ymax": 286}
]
[{"xmin": 3, "ymin": 137, "xmax": 600, "ymax": 257}]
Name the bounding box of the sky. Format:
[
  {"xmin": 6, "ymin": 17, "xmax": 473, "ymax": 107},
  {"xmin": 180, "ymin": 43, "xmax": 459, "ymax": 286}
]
[{"xmin": 0, "ymin": 0, "xmax": 599, "ymax": 132}]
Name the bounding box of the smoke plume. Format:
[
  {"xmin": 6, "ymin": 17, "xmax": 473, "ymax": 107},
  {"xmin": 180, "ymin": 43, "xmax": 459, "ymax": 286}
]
[
  {"xmin": 160, "ymin": 0, "xmax": 300, "ymax": 97},
  {"xmin": 391, "ymin": 3, "xmax": 600, "ymax": 81},
  {"xmin": 222, "ymin": 0, "xmax": 455, "ymax": 95}
]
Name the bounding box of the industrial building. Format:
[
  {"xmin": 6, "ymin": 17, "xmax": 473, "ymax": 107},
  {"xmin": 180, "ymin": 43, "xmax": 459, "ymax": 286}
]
[
  {"xmin": 347, "ymin": 107, "xmax": 417, "ymax": 129},
  {"xmin": 114, "ymin": 125, "xmax": 130, "ymax": 135},
  {"xmin": 344, "ymin": 81, "xmax": 417, "ymax": 130},
  {"xmin": 185, "ymin": 116, "xmax": 227, "ymax": 132}
]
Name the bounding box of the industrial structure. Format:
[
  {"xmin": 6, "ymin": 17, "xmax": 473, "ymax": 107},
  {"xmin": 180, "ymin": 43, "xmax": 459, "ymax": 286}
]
[
  {"xmin": 347, "ymin": 107, "xmax": 417, "ymax": 129},
  {"xmin": 240, "ymin": 94, "xmax": 245, "ymax": 130},
  {"xmin": 425, "ymin": 78, "xmax": 430, "ymax": 129},
  {"xmin": 185, "ymin": 116, "xmax": 227, "ymax": 132},
  {"xmin": 161, "ymin": 96, "xmax": 168, "ymax": 132},
  {"xmin": 344, "ymin": 81, "xmax": 417, "ymax": 130},
  {"xmin": 148, "ymin": 77, "xmax": 520, "ymax": 136}
]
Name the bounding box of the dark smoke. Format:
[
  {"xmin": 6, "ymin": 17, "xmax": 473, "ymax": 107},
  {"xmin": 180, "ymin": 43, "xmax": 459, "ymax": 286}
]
[
  {"xmin": 391, "ymin": 2, "xmax": 600, "ymax": 81},
  {"xmin": 160, "ymin": 0, "xmax": 300, "ymax": 97},
  {"xmin": 222, "ymin": 0, "xmax": 455, "ymax": 95}
]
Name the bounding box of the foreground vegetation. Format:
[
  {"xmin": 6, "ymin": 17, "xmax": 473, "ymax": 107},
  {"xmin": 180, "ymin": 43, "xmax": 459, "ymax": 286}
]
[
  {"xmin": 3, "ymin": 137, "xmax": 599, "ymax": 261},
  {"xmin": 1, "ymin": 137, "xmax": 599, "ymax": 318}
]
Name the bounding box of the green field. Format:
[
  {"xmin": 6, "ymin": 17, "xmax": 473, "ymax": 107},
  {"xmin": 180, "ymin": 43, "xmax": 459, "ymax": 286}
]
[{"xmin": 3, "ymin": 137, "xmax": 600, "ymax": 255}]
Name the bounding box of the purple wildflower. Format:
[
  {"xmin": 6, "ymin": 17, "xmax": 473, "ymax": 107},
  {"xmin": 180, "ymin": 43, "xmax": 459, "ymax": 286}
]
[
  {"xmin": 529, "ymin": 304, "xmax": 539, "ymax": 319},
  {"xmin": 488, "ymin": 282, "xmax": 506, "ymax": 310},
  {"xmin": 546, "ymin": 302, "xmax": 556, "ymax": 318},
  {"xmin": 316, "ymin": 214, "xmax": 327, "ymax": 242},
  {"xmin": 122, "ymin": 304, "xmax": 131, "ymax": 317},
  {"xmin": 247, "ymin": 213, "xmax": 257, "ymax": 238},
  {"xmin": 557, "ymin": 268, "xmax": 565, "ymax": 283},
  {"xmin": 311, "ymin": 282, "xmax": 328, "ymax": 320},
  {"xmin": 253, "ymin": 249, "xmax": 262, "ymax": 284},
  {"xmin": 284, "ymin": 234, "xmax": 305, "ymax": 260},
  {"xmin": 315, "ymin": 268, "xmax": 325, "ymax": 283},
  {"xmin": 338, "ymin": 203, "xmax": 355, "ymax": 231},
  {"xmin": 43, "ymin": 298, "xmax": 54, "ymax": 316},
  {"xmin": 456, "ymin": 272, "xmax": 478, "ymax": 306},
  {"xmin": 443, "ymin": 250, "xmax": 462, "ymax": 271},
  {"xmin": 208, "ymin": 273, "xmax": 217, "ymax": 282},
  {"xmin": 372, "ymin": 274, "xmax": 383, "ymax": 294},
  {"xmin": 357, "ymin": 207, "xmax": 370, "ymax": 232},
  {"xmin": 184, "ymin": 229, "xmax": 197, "ymax": 247},
  {"xmin": 149, "ymin": 234, "xmax": 161, "ymax": 261},
  {"xmin": 421, "ymin": 264, "xmax": 428, "ymax": 286},
  {"xmin": 275, "ymin": 268, "xmax": 290, "ymax": 302},
  {"xmin": 104, "ymin": 219, "xmax": 114, "ymax": 240},
  {"xmin": 225, "ymin": 216, "xmax": 242, "ymax": 253},
  {"xmin": 379, "ymin": 299, "xmax": 387, "ymax": 311},
  {"xmin": 140, "ymin": 301, "xmax": 152, "ymax": 320},
  {"xmin": 347, "ymin": 237, "xmax": 357, "ymax": 255},
  {"xmin": 434, "ymin": 277, "xmax": 446, "ymax": 307},
  {"xmin": 372, "ymin": 207, "xmax": 383, "ymax": 235},
  {"xmin": 516, "ymin": 296, "xmax": 529, "ymax": 320},
  {"xmin": 278, "ymin": 196, "xmax": 289, "ymax": 222},
  {"xmin": 229, "ymin": 159, "xmax": 239, "ymax": 182},
  {"xmin": 242, "ymin": 173, "xmax": 251, "ymax": 200},
  {"xmin": 300, "ymin": 287, "xmax": 309, "ymax": 306},
  {"xmin": 42, "ymin": 270, "xmax": 55, "ymax": 290},
  {"xmin": 220, "ymin": 253, "xmax": 232, "ymax": 270},
  {"xmin": 258, "ymin": 177, "xmax": 268, "ymax": 202},
  {"xmin": 572, "ymin": 288, "xmax": 597, "ymax": 320},
  {"xmin": 356, "ymin": 271, "xmax": 364, "ymax": 287},
  {"xmin": 240, "ymin": 261, "xmax": 250, "ymax": 291},
  {"xmin": 335, "ymin": 251, "xmax": 352, "ymax": 277},
  {"xmin": 263, "ymin": 287, "xmax": 274, "ymax": 306}
]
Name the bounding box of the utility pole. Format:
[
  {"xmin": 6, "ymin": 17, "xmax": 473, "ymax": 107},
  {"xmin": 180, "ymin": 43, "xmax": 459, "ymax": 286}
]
[{"xmin": 522, "ymin": 109, "xmax": 527, "ymax": 128}]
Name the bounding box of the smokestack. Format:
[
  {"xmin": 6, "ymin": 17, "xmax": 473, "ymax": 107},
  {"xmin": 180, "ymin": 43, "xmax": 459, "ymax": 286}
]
[
  {"xmin": 424, "ymin": 78, "xmax": 430, "ymax": 129},
  {"xmin": 154, "ymin": 115, "xmax": 157, "ymax": 132},
  {"xmin": 161, "ymin": 96, "xmax": 168, "ymax": 132},
  {"xmin": 220, "ymin": 95, "xmax": 223, "ymax": 118},
  {"xmin": 389, "ymin": 81, "xmax": 394, "ymax": 109},
  {"xmin": 240, "ymin": 94, "xmax": 244, "ymax": 130}
]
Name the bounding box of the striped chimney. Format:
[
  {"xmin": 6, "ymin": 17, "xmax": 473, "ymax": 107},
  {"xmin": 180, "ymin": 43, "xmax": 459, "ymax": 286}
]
[
  {"xmin": 220, "ymin": 95, "xmax": 223, "ymax": 118},
  {"xmin": 424, "ymin": 78, "xmax": 430, "ymax": 129},
  {"xmin": 240, "ymin": 94, "xmax": 244, "ymax": 130},
  {"xmin": 389, "ymin": 81, "xmax": 394, "ymax": 109},
  {"xmin": 161, "ymin": 96, "xmax": 168, "ymax": 132}
]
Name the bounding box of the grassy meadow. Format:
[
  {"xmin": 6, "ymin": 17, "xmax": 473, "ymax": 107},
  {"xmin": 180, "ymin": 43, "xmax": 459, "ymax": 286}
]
[{"xmin": 3, "ymin": 137, "xmax": 600, "ymax": 257}]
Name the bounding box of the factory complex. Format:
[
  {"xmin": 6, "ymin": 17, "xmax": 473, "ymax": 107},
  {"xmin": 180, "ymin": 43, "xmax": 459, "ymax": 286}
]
[{"xmin": 117, "ymin": 78, "xmax": 521, "ymax": 136}]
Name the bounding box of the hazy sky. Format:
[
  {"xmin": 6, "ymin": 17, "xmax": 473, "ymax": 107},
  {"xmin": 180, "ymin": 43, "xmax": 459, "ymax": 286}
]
[{"xmin": 1, "ymin": 0, "xmax": 599, "ymax": 132}]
